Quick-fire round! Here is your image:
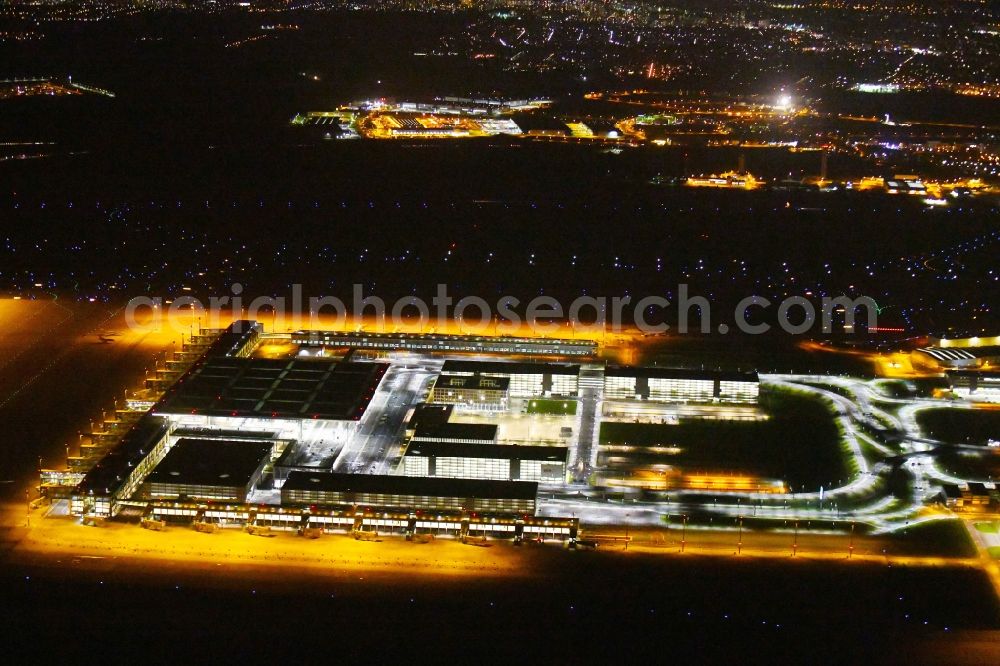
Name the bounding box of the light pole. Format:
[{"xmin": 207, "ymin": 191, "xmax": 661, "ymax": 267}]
[
  {"xmin": 849, "ymin": 520, "xmax": 855, "ymax": 559},
  {"xmin": 792, "ymin": 520, "xmax": 799, "ymax": 557},
  {"xmin": 737, "ymin": 515, "xmax": 743, "ymax": 555},
  {"xmin": 624, "ymin": 512, "xmax": 630, "ymax": 550},
  {"xmin": 681, "ymin": 514, "xmax": 687, "ymax": 553}
]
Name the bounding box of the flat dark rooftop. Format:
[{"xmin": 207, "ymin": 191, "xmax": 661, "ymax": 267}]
[
  {"xmin": 155, "ymin": 357, "xmax": 388, "ymax": 421},
  {"xmin": 146, "ymin": 438, "xmax": 274, "ymax": 487},
  {"xmin": 405, "ymin": 441, "xmax": 568, "ymax": 462},
  {"xmin": 282, "ymin": 471, "xmax": 538, "ymax": 500},
  {"xmin": 441, "ymin": 359, "xmax": 580, "ymax": 376},
  {"xmin": 407, "ymin": 402, "xmax": 454, "ymax": 428},
  {"xmin": 413, "ymin": 422, "xmax": 498, "ymax": 441}
]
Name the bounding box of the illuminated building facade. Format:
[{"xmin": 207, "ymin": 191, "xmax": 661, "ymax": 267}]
[
  {"xmin": 290, "ymin": 330, "xmax": 598, "ymax": 356},
  {"xmin": 604, "ymin": 367, "xmax": 759, "ymax": 404},
  {"xmin": 281, "ymin": 472, "xmax": 538, "ymax": 514},
  {"xmin": 140, "ymin": 438, "xmax": 276, "ymax": 503},
  {"xmin": 429, "ymin": 374, "xmax": 509, "ymax": 410},
  {"xmin": 402, "ymin": 442, "xmax": 568, "ymax": 483},
  {"xmin": 440, "ymin": 360, "xmax": 580, "ymax": 397}
]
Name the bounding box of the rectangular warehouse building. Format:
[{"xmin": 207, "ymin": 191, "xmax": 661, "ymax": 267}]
[
  {"xmin": 605, "ymin": 367, "xmax": 759, "ymax": 404},
  {"xmin": 281, "ymin": 472, "xmax": 538, "ymax": 514},
  {"xmin": 402, "ymin": 441, "xmax": 568, "ymax": 483},
  {"xmin": 440, "ymin": 360, "xmax": 580, "ymax": 397}
]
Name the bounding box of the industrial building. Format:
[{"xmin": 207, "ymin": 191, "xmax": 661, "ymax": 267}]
[
  {"xmin": 604, "ymin": 367, "xmax": 759, "ymax": 404},
  {"xmin": 281, "ymin": 472, "xmax": 538, "ymax": 514},
  {"xmin": 440, "ymin": 359, "xmax": 580, "ymax": 397},
  {"xmin": 429, "ymin": 374, "xmax": 510, "ymax": 410},
  {"xmin": 402, "ymin": 441, "xmax": 568, "ymax": 484}
]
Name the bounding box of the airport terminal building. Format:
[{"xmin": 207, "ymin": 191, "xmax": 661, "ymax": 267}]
[
  {"xmin": 440, "ymin": 359, "xmax": 580, "ymax": 397},
  {"xmin": 429, "ymin": 374, "xmax": 510, "ymax": 411},
  {"xmin": 281, "ymin": 472, "xmax": 538, "ymax": 514},
  {"xmin": 916, "ymin": 345, "xmax": 1000, "ymax": 370},
  {"xmin": 604, "ymin": 367, "xmax": 759, "ymax": 404},
  {"xmin": 289, "ymin": 330, "xmax": 597, "ymax": 356},
  {"xmin": 153, "ymin": 355, "xmax": 388, "ymax": 443},
  {"xmin": 140, "ymin": 438, "xmax": 277, "ymax": 503},
  {"xmin": 71, "ymin": 321, "xmax": 388, "ymax": 517},
  {"xmin": 402, "ymin": 441, "xmax": 568, "ymax": 484}
]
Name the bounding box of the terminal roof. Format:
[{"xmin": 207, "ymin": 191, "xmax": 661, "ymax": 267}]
[
  {"xmin": 412, "ymin": 422, "xmax": 498, "ymax": 441},
  {"xmin": 155, "ymin": 358, "xmax": 387, "ymax": 421},
  {"xmin": 282, "ymin": 471, "xmax": 538, "ymax": 500},
  {"xmin": 146, "ymin": 438, "xmax": 274, "ymax": 487}
]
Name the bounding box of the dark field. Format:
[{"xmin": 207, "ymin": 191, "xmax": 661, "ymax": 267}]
[
  {"xmin": 936, "ymin": 448, "xmax": 1000, "ymax": 482},
  {"xmin": 599, "ymin": 390, "xmax": 851, "ymax": 490},
  {"xmin": 917, "ymin": 409, "xmax": 1000, "ymax": 446},
  {"xmin": 3, "ymin": 548, "xmax": 998, "ymax": 663}
]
